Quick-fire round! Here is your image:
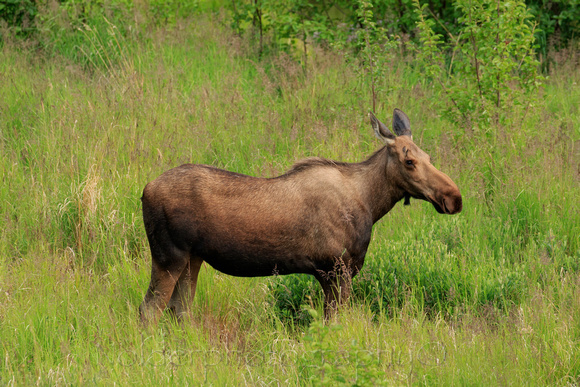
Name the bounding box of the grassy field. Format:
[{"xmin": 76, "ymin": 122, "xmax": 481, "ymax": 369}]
[{"xmin": 1, "ymin": 7, "xmax": 579, "ymax": 386}]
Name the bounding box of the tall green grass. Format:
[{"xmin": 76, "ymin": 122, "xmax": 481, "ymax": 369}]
[{"xmin": 1, "ymin": 7, "xmax": 578, "ymax": 385}]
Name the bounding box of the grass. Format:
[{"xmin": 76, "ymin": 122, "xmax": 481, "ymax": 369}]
[{"xmin": 1, "ymin": 5, "xmax": 579, "ymax": 385}]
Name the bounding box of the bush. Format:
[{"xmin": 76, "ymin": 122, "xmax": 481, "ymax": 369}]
[
  {"xmin": 0, "ymin": 0, "xmax": 37, "ymax": 38},
  {"xmin": 412, "ymin": 0, "xmax": 543, "ymax": 128}
]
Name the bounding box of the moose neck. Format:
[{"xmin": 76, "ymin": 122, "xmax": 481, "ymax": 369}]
[{"xmin": 350, "ymin": 146, "xmax": 406, "ymax": 224}]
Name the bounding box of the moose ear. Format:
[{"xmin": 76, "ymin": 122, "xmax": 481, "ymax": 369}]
[
  {"xmin": 369, "ymin": 112, "xmax": 395, "ymax": 145},
  {"xmin": 392, "ymin": 108, "xmax": 412, "ymax": 138}
]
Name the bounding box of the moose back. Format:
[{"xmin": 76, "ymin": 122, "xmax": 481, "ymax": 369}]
[{"xmin": 139, "ymin": 109, "xmax": 462, "ymax": 323}]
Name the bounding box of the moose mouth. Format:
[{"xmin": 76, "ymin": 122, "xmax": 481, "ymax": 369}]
[
  {"xmin": 405, "ymin": 192, "xmax": 460, "ymax": 215},
  {"xmin": 429, "ymin": 195, "xmax": 462, "ymax": 215},
  {"xmin": 430, "ymin": 200, "xmax": 447, "ymax": 214},
  {"xmin": 420, "ymin": 193, "xmax": 452, "ymax": 214}
]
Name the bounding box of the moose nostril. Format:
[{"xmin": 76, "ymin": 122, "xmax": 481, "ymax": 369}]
[
  {"xmin": 453, "ymin": 195, "xmax": 463, "ymax": 214},
  {"xmin": 442, "ymin": 193, "xmax": 462, "ymax": 214}
]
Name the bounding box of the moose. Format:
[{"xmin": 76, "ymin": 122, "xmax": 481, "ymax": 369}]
[{"xmin": 139, "ymin": 109, "xmax": 462, "ymax": 323}]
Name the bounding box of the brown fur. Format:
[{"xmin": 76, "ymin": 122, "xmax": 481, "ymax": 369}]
[{"xmin": 139, "ymin": 110, "xmax": 462, "ymax": 323}]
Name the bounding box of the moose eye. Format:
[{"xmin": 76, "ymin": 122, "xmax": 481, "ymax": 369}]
[{"xmin": 405, "ymin": 160, "xmax": 414, "ymax": 166}]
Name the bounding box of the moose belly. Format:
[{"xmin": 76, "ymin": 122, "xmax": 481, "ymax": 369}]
[
  {"xmin": 204, "ymin": 255, "xmax": 314, "ymax": 277},
  {"xmin": 196, "ymin": 235, "xmax": 329, "ymax": 277}
]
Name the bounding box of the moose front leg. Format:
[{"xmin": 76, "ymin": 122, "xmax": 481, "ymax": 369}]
[{"xmin": 316, "ymin": 271, "xmax": 352, "ymax": 320}]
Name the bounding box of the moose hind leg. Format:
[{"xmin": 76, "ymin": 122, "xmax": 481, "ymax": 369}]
[
  {"xmin": 167, "ymin": 257, "xmax": 203, "ymax": 319},
  {"xmin": 140, "ymin": 253, "xmax": 189, "ymax": 325}
]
